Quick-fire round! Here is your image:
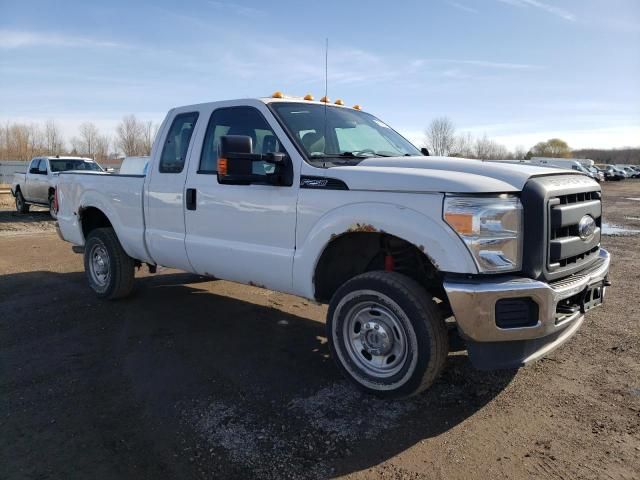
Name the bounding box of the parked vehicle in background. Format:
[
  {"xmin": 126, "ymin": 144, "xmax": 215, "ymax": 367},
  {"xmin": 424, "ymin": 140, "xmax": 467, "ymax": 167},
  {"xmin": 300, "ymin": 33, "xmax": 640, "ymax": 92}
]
[
  {"xmin": 118, "ymin": 156, "xmax": 150, "ymax": 176},
  {"xmin": 610, "ymin": 165, "xmax": 631, "ymax": 179},
  {"xmin": 530, "ymin": 158, "xmax": 599, "ymax": 181},
  {"xmin": 587, "ymin": 166, "xmax": 605, "ymax": 182},
  {"xmin": 617, "ymin": 165, "xmax": 640, "ymax": 178},
  {"xmin": 596, "ymin": 167, "xmax": 617, "ymax": 181},
  {"xmin": 11, "ymin": 156, "xmax": 103, "ymax": 218},
  {"xmin": 55, "ymin": 94, "xmax": 611, "ymax": 398}
]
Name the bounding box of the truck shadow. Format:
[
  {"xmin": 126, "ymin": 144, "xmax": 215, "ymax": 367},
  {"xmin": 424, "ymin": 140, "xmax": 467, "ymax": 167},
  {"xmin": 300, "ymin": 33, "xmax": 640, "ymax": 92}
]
[
  {"xmin": 0, "ymin": 208, "xmax": 54, "ymax": 224},
  {"xmin": 0, "ymin": 270, "xmax": 517, "ymax": 480}
]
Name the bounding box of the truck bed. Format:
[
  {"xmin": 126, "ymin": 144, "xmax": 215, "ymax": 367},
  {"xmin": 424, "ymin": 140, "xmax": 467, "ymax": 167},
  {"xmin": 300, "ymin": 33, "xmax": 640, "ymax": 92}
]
[{"xmin": 56, "ymin": 172, "xmax": 152, "ymax": 263}]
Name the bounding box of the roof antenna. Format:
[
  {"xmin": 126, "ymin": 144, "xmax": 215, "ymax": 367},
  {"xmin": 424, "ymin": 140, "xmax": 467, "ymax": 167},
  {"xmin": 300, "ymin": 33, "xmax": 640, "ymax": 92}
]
[{"xmin": 323, "ymin": 38, "xmax": 328, "ymax": 165}]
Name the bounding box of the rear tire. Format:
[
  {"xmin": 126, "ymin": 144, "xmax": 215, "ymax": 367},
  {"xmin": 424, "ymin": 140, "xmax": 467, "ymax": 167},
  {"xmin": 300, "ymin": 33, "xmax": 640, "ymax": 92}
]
[
  {"xmin": 327, "ymin": 271, "xmax": 448, "ymax": 399},
  {"xmin": 84, "ymin": 227, "xmax": 135, "ymax": 299},
  {"xmin": 15, "ymin": 190, "xmax": 29, "ymax": 213}
]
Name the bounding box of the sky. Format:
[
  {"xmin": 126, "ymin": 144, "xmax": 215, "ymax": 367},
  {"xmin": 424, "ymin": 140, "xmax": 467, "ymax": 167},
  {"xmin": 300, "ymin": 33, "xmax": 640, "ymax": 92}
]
[{"xmin": 1, "ymin": 0, "xmax": 639, "ymax": 151}]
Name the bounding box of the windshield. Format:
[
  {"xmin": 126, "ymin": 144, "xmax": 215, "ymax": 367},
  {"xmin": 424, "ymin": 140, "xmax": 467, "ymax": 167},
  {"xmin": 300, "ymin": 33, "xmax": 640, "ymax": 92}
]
[
  {"xmin": 50, "ymin": 159, "xmax": 102, "ymax": 172},
  {"xmin": 270, "ymin": 102, "xmax": 421, "ymax": 164}
]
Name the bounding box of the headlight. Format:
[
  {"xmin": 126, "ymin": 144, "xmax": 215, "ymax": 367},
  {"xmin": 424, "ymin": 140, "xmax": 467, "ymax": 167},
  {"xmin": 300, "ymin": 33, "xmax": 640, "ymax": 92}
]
[{"xmin": 443, "ymin": 195, "xmax": 523, "ymax": 273}]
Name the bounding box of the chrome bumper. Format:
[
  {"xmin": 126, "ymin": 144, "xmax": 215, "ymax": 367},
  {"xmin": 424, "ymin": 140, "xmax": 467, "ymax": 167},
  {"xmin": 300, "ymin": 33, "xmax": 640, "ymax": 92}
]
[{"xmin": 444, "ymin": 248, "xmax": 610, "ymax": 369}]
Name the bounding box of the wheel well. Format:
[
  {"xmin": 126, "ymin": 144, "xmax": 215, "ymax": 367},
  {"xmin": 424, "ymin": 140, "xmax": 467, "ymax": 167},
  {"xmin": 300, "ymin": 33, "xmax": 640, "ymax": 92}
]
[
  {"xmin": 313, "ymin": 232, "xmax": 444, "ymax": 303},
  {"xmin": 80, "ymin": 207, "xmax": 112, "ymax": 239}
]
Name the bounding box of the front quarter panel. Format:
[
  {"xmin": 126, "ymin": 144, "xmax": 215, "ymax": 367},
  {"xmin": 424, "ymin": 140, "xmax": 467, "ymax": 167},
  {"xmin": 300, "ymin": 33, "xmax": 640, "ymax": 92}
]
[{"xmin": 292, "ymin": 189, "xmax": 478, "ymax": 300}]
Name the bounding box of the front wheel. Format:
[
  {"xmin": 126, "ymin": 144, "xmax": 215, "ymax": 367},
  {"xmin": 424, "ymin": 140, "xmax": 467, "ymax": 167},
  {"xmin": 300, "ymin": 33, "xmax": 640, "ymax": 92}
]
[
  {"xmin": 15, "ymin": 190, "xmax": 29, "ymax": 213},
  {"xmin": 84, "ymin": 227, "xmax": 135, "ymax": 299},
  {"xmin": 48, "ymin": 194, "xmax": 57, "ymax": 219},
  {"xmin": 327, "ymin": 271, "xmax": 448, "ymax": 398}
]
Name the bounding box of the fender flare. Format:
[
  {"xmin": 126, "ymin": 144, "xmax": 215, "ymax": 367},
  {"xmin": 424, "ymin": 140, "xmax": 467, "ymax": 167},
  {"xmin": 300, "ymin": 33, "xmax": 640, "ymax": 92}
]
[{"xmin": 292, "ymin": 202, "xmax": 477, "ymax": 300}]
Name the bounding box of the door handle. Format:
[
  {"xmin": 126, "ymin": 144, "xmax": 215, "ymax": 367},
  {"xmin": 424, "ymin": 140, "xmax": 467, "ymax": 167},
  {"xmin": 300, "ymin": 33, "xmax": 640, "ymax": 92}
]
[{"xmin": 186, "ymin": 188, "xmax": 197, "ymax": 210}]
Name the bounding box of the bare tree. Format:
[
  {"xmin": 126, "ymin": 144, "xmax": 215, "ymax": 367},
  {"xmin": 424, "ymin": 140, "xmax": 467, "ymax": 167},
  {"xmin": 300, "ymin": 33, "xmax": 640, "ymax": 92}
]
[
  {"xmin": 424, "ymin": 117, "xmax": 456, "ymax": 156},
  {"xmin": 116, "ymin": 114, "xmax": 145, "ymax": 156},
  {"xmin": 139, "ymin": 120, "xmax": 158, "ymax": 156},
  {"xmin": 43, "ymin": 120, "xmax": 64, "ymax": 155},
  {"xmin": 452, "ymin": 131, "xmax": 475, "ymax": 158},
  {"xmin": 76, "ymin": 122, "xmax": 100, "ymax": 157},
  {"xmin": 94, "ymin": 135, "xmax": 111, "ymax": 164},
  {"xmin": 474, "ymin": 135, "xmax": 509, "ymax": 160},
  {"xmin": 513, "ymin": 145, "xmax": 527, "ymax": 160}
]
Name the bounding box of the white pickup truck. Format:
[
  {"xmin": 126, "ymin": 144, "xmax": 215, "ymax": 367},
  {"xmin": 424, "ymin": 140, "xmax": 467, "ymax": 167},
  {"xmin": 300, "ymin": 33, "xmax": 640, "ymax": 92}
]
[
  {"xmin": 11, "ymin": 156, "xmax": 103, "ymax": 218},
  {"xmin": 56, "ymin": 95, "xmax": 611, "ymax": 398}
]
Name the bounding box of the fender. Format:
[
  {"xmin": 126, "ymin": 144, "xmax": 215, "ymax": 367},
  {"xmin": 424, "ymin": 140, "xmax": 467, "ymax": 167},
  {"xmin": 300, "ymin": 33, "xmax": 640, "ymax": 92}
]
[{"xmin": 291, "ymin": 200, "xmax": 478, "ymax": 300}]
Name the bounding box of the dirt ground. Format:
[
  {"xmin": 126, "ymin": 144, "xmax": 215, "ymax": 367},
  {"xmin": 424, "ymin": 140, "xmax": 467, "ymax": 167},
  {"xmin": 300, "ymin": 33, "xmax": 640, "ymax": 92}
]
[{"xmin": 0, "ymin": 181, "xmax": 639, "ymax": 480}]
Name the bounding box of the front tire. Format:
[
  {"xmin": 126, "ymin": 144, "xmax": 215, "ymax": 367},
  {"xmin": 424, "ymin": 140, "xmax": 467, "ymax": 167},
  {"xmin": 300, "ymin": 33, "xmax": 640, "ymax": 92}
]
[
  {"xmin": 48, "ymin": 194, "xmax": 57, "ymax": 219},
  {"xmin": 15, "ymin": 190, "xmax": 29, "ymax": 213},
  {"xmin": 327, "ymin": 271, "xmax": 448, "ymax": 398},
  {"xmin": 84, "ymin": 227, "xmax": 135, "ymax": 299}
]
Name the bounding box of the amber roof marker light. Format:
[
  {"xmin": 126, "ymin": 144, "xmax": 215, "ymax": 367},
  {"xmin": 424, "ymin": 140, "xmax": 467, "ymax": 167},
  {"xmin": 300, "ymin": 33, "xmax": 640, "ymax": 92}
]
[
  {"xmin": 271, "ymin": 91, "xmax": 284, "ymax": 99},
  {"xmin": 353, "ymin": 104, "xmax": 362, "ymax": 110},
  {"xmin": 334, "ymin": 99, "xmax": 344, "ymax": 106},
  {"xmin": 304, "ymin": 94, "xmax": 314, "ymax": 100}
]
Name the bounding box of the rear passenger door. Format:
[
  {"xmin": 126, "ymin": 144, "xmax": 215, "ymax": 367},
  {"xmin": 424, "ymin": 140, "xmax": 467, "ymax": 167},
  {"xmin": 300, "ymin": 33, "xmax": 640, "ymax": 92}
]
[{"xmin": 145, "ymin": 110, "xmax": 200, "ymax": 271}]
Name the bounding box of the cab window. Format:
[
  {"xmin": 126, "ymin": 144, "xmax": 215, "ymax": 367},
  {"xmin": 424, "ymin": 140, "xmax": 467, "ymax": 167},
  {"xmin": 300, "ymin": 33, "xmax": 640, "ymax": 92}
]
[
  {"xmin": 199, "ymin": 106, "xmax": 284, "ymax": 175},
  {"xmin": 159, "ymin": 112, "xmax": 199, "ymax": 173}
]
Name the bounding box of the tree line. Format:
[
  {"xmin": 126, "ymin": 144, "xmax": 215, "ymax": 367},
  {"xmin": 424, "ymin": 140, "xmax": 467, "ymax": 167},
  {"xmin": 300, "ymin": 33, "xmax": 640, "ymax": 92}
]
[
  {"xmin": 0, "ymin": 115, "xmax": 159, "ymax": 163},
  {"xmin": 423, "ymin": 117, "xmax": 639, "ymax": 164}
]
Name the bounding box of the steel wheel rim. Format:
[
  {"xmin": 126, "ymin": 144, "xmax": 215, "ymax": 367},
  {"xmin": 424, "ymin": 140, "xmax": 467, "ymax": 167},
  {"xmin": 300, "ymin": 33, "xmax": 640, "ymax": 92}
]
[
  {"xmin": 342, "ymin": 300, "xmax": 409, "ymax": 378},
  {"xmin": 89, "ymin": 243, "xmax": 110, "ymax": 287},
  {"xmin": 49, "ymin": 199, "xmax": 57, "ymax": 219}
]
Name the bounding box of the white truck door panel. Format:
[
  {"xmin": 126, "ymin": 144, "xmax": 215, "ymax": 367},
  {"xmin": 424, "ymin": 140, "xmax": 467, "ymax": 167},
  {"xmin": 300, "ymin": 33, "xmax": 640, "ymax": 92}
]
[
  {"xmin": 145, "ymin": 110, "xmax": 201, "ymax": 271},
  {"xmin": 24, "ymin": 159, "xmax": 40, "ymax": 200},
  {"xmin": 184, "ymin": 102, "xmax": 299, "ymax": 293}
]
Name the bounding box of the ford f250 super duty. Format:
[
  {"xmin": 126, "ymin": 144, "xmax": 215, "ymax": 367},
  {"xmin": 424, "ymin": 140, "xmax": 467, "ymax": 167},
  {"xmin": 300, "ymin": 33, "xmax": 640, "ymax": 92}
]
[
  {"xmin": 55, "ymin": 94, "xmax": 611, "ymax": 398},
  {"xmin": 11, "ymin": 156, "xmax": 103, "ymax": 218}
]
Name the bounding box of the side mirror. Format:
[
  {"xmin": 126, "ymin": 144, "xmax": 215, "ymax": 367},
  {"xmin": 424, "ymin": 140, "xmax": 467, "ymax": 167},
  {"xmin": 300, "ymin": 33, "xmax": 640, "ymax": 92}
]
[
  {"xmin": 29, "ymin": 167, "xmax": 39, "ymax": 174},
  {"xmin": 217, "ymin": 135, "xmax": 290, "ymax": 185},
  {"xmin": 421, "ymin": 147, "xmax": 430, "ymax": 156}
]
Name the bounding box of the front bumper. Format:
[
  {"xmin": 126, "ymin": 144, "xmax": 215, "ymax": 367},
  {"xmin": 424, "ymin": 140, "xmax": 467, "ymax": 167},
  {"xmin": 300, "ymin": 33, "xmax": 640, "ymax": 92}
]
[{"xmin": 444, "ymin": 248, "xmax": 611, "ymax": 369}]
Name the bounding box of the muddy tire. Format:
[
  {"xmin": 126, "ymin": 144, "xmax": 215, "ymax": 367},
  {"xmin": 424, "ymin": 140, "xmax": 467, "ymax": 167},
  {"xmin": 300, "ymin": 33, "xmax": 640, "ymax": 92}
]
[
  {"xmin": 327, "ymin": 271, "xmax": 448, "ymax": 399},
  {"xmin": 48, "ymin": 194, "xmax": 57, "ymax": 220},
  {"xmin": 84, "ymin": 227, "xmax": 135, "ymax": 300},
  {"xmin": 15, "ymin": 190, "xmax": 29, "ymax": 214}
]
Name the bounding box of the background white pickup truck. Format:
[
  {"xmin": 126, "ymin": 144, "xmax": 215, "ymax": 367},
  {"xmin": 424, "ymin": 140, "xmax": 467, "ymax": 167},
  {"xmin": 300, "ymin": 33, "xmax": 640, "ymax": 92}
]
[
  {"xmin": 55, "ymin": 95, "xmax": 611, "ymax": 398},
  {"xmin": 11, "ymin": 156, "xmax": 103, "ymax": 218}
]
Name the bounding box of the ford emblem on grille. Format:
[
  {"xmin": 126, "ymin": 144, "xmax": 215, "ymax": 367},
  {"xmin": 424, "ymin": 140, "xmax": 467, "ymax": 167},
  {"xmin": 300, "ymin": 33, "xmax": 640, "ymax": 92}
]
[{"xmin": 578, "ymin": 215, "xmax": 596, "ymax": 241}]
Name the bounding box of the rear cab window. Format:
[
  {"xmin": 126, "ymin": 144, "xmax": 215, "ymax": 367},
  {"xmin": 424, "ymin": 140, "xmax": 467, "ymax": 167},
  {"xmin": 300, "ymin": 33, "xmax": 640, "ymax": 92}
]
[{"xmin": 159, "ymin": 112, "xmax": 200, "ymax": 173}]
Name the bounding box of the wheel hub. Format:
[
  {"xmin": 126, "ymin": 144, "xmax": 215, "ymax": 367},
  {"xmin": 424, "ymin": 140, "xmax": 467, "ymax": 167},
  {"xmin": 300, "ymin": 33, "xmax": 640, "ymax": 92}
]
[
  {"xmin": 361, "ymin": 321, "xmax": 393, "ymax": 356},
  {"xmin": 89, "ymin": 245, "xmax": 110, "ymax": 286}
]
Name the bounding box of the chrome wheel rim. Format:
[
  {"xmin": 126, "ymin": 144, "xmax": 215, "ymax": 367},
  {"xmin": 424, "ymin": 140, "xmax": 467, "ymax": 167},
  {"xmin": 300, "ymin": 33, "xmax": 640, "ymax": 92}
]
[
  {"xmin": 342, "ymin": 300, "xmax": 409, "ymax": 378},
  {"xmin": 89, "ymin": 243, "xmax": 110, "ymax": 287}
]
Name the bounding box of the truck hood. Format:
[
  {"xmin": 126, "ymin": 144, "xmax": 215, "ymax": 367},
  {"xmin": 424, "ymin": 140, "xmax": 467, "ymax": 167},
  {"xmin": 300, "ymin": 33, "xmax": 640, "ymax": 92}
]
[{"xmin": 327, "ymin": 156, "xmax": 583, "ymax": 193}]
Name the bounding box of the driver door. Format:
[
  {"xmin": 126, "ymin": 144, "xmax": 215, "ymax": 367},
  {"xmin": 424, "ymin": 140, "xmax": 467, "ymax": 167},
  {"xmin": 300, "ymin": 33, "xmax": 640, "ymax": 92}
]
[{"xmin": 184, "ymin": 103, "xmax": 299, "ymax": 293}]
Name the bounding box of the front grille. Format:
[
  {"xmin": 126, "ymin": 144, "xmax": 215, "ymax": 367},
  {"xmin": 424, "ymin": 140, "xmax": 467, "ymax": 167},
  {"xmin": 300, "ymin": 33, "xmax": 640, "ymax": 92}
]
[
  {"xmin": 521, "ymin": 174, "xmax": 602, "ymax": 282},
  {"xmin": 547, "ymin": 190, "xmax": 602, "ymax": 274}
]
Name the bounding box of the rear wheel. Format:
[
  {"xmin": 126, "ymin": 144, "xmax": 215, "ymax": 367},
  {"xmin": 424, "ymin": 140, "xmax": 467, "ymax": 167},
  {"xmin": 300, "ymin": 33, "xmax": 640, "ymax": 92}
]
[
  {"xmin": 84, "ymin": 227, "xmax": 135, "ymax": 299},
  {"xmin": 15, "ymin": 190, "xmax": 29, "ymax": 213},
  {"xmin": 327, "ymin": 271, "xmax": 448, "ymax": 398}
]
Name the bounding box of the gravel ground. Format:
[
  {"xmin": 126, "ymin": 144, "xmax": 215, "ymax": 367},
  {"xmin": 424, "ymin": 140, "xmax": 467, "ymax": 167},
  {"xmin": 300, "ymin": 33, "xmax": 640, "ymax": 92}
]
[{"xmin": 0, "ymin": 181, "xmax": 639, "ymax": 479}]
